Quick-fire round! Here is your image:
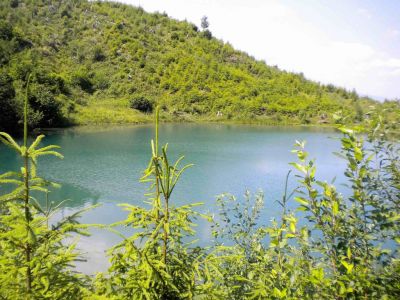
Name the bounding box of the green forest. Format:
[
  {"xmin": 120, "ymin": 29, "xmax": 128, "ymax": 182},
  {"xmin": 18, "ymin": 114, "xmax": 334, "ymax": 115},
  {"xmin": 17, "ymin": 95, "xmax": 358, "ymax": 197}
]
[
  {"xmin": 0, "ymin": 0, "xmax": 399, "ymax": 133},
  {"xmin": 1, "ymin": 0, "xmax": 400, "ymax": 299}
]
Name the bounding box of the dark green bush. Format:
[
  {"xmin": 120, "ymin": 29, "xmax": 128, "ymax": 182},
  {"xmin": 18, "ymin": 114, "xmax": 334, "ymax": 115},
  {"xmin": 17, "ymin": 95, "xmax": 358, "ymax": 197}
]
[
  {"xmin": 71, "ymin": 69, "xmax": 94, "ymax": 93},
  {"xmin": 93, "ymin": 71, "xmax": 110, "ymax": 90},
  {"xmin": 202, "ymin": 29, "xmax": 212, "ymax": 39},
  {"xmin": 130, "ymin": 96, "xmax": 153, "ymax": 113},
  {"xmin": 28, "ymin": 85, "xmax": 63, "ymax": 127},
  {"xmin": 93, "ymin": 46, "xmax": 106, "ymax": 62},
  {"xmin": 0, "ymin": 22, "xmax": 13, "ymax": 41},
  {"xmin": 10, "ymin": 0, "xmax": 19, "ymax": 8},
  {"xmin": 0, "ymin": 72, "xmax": 19, "ymax": 132}
]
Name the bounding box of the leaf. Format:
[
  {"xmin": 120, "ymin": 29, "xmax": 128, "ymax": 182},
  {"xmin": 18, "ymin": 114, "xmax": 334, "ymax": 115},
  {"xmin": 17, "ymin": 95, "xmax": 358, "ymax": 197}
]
[
  {"xmin": 290, "ymin": 162, "xmax": 307, "ymax": 174},
  {"xmin": 40, "ymin": 276, "xmax": 50, "ymax": 292},
  {"xmin": 33, "ymin": 150, "xmax": 64, "ymax": 159},
  {"xmin": 28, "ymin": 134, "xmax": 45, "ymax": 152},
  {"xmin": 347, "ymin": 247, "xmax": 352, "ymax": 259},
  {"xmin": 332, "ymin": 201, "xmax": 339, "ymax": 215},
  {"xmin": 289, "ymin": 221, "xmax": 296, "ymax": 233},
  {"xmin": 0, "ymin": 132, "xmax": 22, "ymax": 153},
  {"xmin": 341, "ymin": 260, "xmax": 353, "ymax": 274},
  {"xmin": 294, "ymin": 197, "xmax": 309, "ymax": 206},
  {"xmin": 27, "ymin": 225, "xmax": 37, "ymax": 244},
  {"xmin": 273, "ymin": 287, "xmax": 287, "ymax": 298},
  {"xmin": 354, "ymin": 147, "xmax": 363, "ymax": 162}
]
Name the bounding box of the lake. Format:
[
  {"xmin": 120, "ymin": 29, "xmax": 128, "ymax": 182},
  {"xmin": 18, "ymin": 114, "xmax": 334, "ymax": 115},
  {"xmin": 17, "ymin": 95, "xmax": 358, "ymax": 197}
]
[{"xmin": 0, "ymin": 124, "xmax": 347, "ymax": 274}]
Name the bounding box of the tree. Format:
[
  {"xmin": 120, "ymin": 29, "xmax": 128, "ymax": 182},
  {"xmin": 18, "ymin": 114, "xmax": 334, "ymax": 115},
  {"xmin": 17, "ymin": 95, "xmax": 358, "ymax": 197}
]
[
  {"xmin": 200, "ymin": 16, "xmax": 212, "ymax": 39},
  {"xmin": 0, "ymin": 72, "xmax": 19, "ymax": 132},
  {"xmin": 0, "ymin": 78, "xmax": 90, "ymax": 299},
  {"xmin": 27, "ymin": 71, "xmax": 66, "ymax": 128},
  {"xmin": 201, "ymin": 16, "xmax": 209, "ymax": 30}
]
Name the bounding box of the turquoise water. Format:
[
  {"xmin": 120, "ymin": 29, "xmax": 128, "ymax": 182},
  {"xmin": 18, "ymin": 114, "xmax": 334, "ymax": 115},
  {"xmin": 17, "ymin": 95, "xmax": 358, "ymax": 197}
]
[{"xmin": 0, "ymin": 124, "xmax": 346, "ymax": 274}]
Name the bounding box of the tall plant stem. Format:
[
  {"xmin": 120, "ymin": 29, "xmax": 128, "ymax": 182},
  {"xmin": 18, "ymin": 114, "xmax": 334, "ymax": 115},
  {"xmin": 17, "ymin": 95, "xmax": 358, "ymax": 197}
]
[
  {"xmin": 24, "ymin": 144, "xmax": 32, "ymax": 295},
  {"xmin": 153, "ymin": 107, "xmax": 167, "ymax": 265},
  {"xmin": 24, "ymin": 75, "xmax": 32, "ymax": 294},
  {"xmin": 154, "ymin": 108, "xmax": 161, "ymax": 221},
  {"xmin": 278, "ymin": 170, "xmax": 291, "ymax": 244},
  {"xmin": 163, "ymin": 193, "xmax": 169, "ymax": 265}
]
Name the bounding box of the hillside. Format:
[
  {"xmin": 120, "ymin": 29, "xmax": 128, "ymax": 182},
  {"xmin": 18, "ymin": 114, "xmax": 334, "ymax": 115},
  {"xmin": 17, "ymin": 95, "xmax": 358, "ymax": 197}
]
[{"xmin": 0, "ymin": 0, "xmax": 398, "ymax": 132}]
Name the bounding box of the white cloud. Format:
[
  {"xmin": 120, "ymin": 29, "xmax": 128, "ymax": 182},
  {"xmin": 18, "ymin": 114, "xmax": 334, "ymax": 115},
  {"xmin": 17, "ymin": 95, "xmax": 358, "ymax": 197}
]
[
  {"xmin": 388, "ymin": 68, "xmax": 400, "ymax": 76},
  {"xmin": 369, "ymin": 58, "xmax": 400, "ymax": 68},
  {"xmin": 386, "ymin": 28, "xmax": 400, "ymax": 38},
  {"xmin": 357, "ymin": 8, "xmax": 372, "ymax": 19}
]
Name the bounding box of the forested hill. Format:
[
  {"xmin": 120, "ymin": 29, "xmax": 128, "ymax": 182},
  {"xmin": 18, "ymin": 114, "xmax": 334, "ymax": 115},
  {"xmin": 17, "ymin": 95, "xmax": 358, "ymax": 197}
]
[{"xmin": 0, "ymin": 0, "xmax": 398, "ymax": 132}]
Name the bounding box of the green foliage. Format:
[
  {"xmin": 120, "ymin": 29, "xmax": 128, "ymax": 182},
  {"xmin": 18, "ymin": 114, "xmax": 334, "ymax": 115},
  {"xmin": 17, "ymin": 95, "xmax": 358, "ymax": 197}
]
[
  {"xmin": 10, "ymin": 0, "xmax": 18, "ymax": 8},
  {"xmin": 92, "ymin": 109, "xmax": 398, "ymax": 299},
  {"xmin": 130, "ymin": 95, "xmax": 154, "ymax": 113},
  {"xmin": 1, "ymin": 0, "xmax": 397, "ymax": 127},
  {"xmin": 27, "ymin": 72, "xmax": 66, "ymax": 128},
  {"xmin": 0, "ymin": 72, "xmax": 19, "ymax": 132},
  {"xmin": 202, "ymin": 29, "xmax": 212, "ymax": 40},
  {"xmin": 285, "ymin": 120, "xmax": 400, "ymax": 298},
  {"xmin": 201, "ymin": 16, "xmax": 209, "ymax": 30},
  {"xmin": 0, "ymin": 20, "xmax": 13, "ymax": 41},
  {"xmin": 0, "ymin": 0, "xmax": 399, "ymax": 295},
  {"xmin": 71, "ymin": 69, "xmax": 94, "ymax": 94},
  {"xmin": 1, "ymin": 101, "xmax": 399, "ymax": 298},
  {"xmin": 93, "ymin": 46, "xmax": 106, "ymax": 62},
  {"xmin": 0, "ymin": 79, "xmax": 91, "ymax": 299}
]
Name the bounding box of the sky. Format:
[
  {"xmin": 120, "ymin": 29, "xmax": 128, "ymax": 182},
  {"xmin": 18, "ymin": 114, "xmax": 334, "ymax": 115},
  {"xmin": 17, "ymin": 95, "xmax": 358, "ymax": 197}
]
[{"xmin": 115, "ymin": 0, "xmax": 400, "ymax": 100}]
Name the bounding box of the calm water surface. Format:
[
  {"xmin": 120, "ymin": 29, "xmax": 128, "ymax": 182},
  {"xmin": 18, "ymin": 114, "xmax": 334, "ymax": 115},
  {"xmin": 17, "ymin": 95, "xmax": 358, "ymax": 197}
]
[{"xmin": 0, "ymin": 124, "xmax": 346, "ymax": 274}]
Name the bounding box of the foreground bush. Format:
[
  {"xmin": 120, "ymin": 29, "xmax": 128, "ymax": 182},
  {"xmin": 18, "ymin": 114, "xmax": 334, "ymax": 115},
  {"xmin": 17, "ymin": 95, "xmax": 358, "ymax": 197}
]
[{"xmin": 0, "ymin": 79, "xmax": 90, "ymax": 299}]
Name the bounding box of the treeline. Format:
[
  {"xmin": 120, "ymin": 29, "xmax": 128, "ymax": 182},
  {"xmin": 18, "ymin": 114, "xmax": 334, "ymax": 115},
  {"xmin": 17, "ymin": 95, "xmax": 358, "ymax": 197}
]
[
  {"xmin": 0, "ymin": 91, "xmax": 399, "ymax": 298},
  {"xmin": 1, "ymin": 0, "xmax": 399, "ymax": 131}
]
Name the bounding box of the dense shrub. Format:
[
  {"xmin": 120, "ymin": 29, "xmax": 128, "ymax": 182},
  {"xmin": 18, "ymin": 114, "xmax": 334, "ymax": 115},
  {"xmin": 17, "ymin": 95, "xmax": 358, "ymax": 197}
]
[
  {"xmin": 19, "ymin": 71, "xmax": 69, "ymax": 128},
  {"xmin": 93, "ymin": 46, "xmax": 106, "ymax": 62},
  {"xmin": 28, "ymin": 86, "xmax": 63, "ymax": 127},
  {"xmin": 92, "ymin": 71, "xmax": 110, "ymax": 90},
  {"xmin": 71, "ymin": 69, "xmax": 94, "ymax": 93},
  {"xmin": 10, "ymin": 0, "xmax": 18, "ymax": 8},
  {"xmin": 0, "ymin": 21, "xmax": 13, "ymax": 40},
  {"xmin": 129, "ymin": 95, "xmax": 153, "ymax": 113},
  {"xmin": 202, "ymin": 29, "xmax": 212, "ymax": 40},
  {"xmin": 0, "ymin": 72, "xmax": 19, "ymax": 132}
]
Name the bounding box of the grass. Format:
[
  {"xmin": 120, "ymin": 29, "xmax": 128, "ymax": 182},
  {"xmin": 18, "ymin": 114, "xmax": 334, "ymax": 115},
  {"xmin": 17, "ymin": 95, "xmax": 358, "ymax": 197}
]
[
  {"xmin": 69, "ymin": 98, "xmax": 335, "ymax": 127},
  {"xmin": 70, "ymin": 98, "xmax": 153, "ymax": 125}
]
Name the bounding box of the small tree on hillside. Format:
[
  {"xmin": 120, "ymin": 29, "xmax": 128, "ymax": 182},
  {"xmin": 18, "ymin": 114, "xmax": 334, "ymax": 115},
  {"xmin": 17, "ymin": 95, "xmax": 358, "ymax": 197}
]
[
  {"xmin": 200, "ymin": 16, "xmax": 212, "ymax": 39},
  {"xmin": 201, "ymin": 16, "xmax": 209, "ymax": 30}
]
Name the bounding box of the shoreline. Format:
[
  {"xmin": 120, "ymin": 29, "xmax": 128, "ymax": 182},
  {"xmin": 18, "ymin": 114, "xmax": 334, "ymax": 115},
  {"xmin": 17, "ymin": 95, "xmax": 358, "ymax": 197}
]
[{"xmin": 34, "ymin": 119, "xmax": 340, "ymax": 135}]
